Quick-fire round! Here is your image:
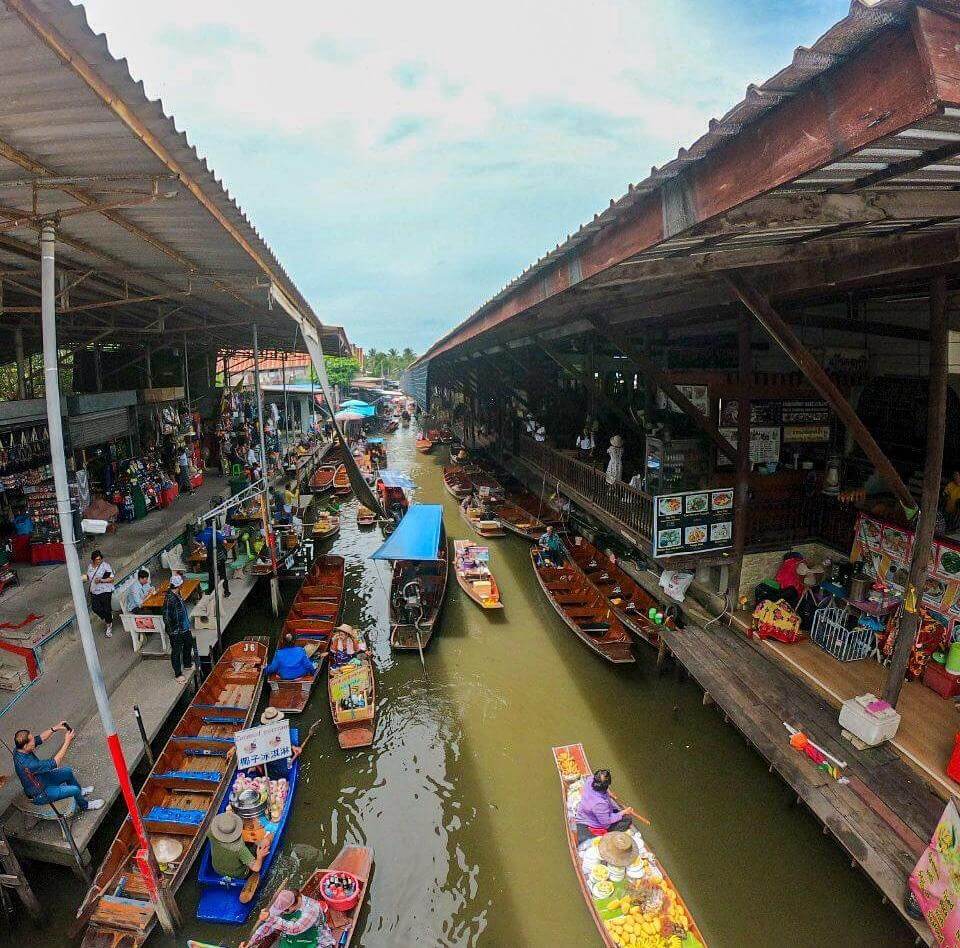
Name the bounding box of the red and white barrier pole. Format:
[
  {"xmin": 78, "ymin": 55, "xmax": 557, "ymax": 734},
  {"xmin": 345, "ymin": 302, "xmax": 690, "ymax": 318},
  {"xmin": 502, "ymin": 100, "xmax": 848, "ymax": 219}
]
[{"xmin": 40, "ymin": 222, "xmax": 176, "ymax": 935}]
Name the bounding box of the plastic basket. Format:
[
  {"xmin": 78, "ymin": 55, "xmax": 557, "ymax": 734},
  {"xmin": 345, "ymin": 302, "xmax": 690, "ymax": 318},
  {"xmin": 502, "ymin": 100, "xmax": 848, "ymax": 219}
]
[{"xmin": 810, "ymin": 606, "xmax": 874, "ymax": 662}]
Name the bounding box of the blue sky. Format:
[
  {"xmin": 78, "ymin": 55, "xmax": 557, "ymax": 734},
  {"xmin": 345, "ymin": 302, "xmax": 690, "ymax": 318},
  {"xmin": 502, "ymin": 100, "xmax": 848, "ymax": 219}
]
[{"xmin": 79, "ymin": 0, "xmax": 852, "ymax": 353}]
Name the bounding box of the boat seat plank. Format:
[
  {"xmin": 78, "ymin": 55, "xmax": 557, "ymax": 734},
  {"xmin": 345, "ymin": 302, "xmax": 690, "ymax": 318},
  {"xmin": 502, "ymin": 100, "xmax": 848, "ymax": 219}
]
[
  {"xmin": 144, "ymin": 805, "xmax": 205, "ymax": 825},
  {"xmin": 155, "ymin": 770, "xmax": 222, "ymax": 783}
]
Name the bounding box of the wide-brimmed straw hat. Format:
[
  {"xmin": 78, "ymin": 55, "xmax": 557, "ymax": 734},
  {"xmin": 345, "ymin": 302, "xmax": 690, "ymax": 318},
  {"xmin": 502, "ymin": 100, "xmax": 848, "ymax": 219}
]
[
  {"xmin": 598, "ymin": 831, "xmax": 638, "ymax": 867},
  {"xmin": 261, "ymin": 707, "xmax": 286, "ymax": 725},
  {"xmin": 610, "ymin": 435, "xmax": 624, "ymax": 447},
  {"xmin": 210, "ymin": 811, "xmax": 243, "ymax": 844}
]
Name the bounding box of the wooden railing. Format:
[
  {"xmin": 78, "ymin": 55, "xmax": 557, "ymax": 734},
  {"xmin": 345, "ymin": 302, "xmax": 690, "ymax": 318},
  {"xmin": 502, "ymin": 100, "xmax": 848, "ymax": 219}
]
[{"xmin": 516, "ymin": 436, "xmax": 654, "ymax": 543}]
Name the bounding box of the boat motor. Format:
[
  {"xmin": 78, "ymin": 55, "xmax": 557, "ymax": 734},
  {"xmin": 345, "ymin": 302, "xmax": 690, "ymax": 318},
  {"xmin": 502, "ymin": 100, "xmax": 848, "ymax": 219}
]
[{"xmin": 401, "ymin": 580, "xmax": 424, "ymax": 625}]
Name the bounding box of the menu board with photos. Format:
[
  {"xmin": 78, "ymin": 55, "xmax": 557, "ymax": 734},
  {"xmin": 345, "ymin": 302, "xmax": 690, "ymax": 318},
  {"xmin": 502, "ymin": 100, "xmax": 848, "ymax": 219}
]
[{"xmin": 653, "ymin": 488, "xmax": 734, "ymax": 558}]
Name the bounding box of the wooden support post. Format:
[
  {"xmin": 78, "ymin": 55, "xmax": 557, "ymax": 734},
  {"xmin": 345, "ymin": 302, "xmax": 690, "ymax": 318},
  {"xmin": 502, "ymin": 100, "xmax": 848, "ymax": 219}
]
[
  {"xmin": 0, "ymin": 830, "xmax": 40, "ymax": 921},
  {"xmin": 537, "ymin": 338, "xmax": 647, "ymax": 442},
  {"xmin": 586, "ymin": 313, "xmax": 739, "ymax": 464},
  {"xmin": 728, "ymin": 314, "xmax": 752, "ymax": 605},
  {"xmin": 883, "ymin": 276, "xmax": 949, "ymax": 706},
  {"xmin": 725, "ymin": 272, "xmax": 914, "ymax": 511}
]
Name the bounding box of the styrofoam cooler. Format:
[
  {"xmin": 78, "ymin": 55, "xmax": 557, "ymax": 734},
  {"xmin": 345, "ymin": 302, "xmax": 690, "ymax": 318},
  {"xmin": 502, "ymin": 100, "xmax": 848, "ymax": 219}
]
[{"xmin": 838, "ymin": 693, "xmax": 901, "ymax": 746}]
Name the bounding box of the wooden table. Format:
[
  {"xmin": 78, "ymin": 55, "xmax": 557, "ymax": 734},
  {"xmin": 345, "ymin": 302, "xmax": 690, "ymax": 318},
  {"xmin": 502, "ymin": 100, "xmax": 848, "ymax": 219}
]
[{"xmin": 140, "ymin": 579, "xmax": 202, "ymax": 612}]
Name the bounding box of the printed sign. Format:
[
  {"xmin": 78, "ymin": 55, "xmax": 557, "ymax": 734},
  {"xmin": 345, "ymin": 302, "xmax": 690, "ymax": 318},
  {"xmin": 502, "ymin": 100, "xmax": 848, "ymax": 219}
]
[
  {"xmin": 782, "ymin": 425, "xmax": 830, "ymax": 443},
  {"xmin": 653, "ymin": 488, "xmax": 734, "ymax": 558},
  {"xmin": 234, "ymin": 720, "xmax": 292, "ymax": 770},
  {"xmin": 719, "ymin": 426, "xmax": 781, "ymax": 466},
  {"xmin": 910, "ymin": 799, "xmax": 960, "ymax": 946}
]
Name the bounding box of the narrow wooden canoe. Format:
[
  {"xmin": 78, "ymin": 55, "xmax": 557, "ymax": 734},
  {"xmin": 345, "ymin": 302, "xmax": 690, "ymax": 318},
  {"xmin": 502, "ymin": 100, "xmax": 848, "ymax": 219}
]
[
  {"xmin": 459, "ymin": 498, "xmax": 506, "ymax": 538},
  {"xmin": 552, "ymin": 743, "xmax": 706, "ymax": 948},
  {"xmin": 228, "ymin": 845, "xmax": 373, "ymax": 948},
  {"xmin": 442, "ymin": 465, "xmax": 473, "ymax": 499},
  {"xmin": 195, "ymin": 728, "xmax": 302, "ymax": 923},
  {"xmin": 308, "ymin": 553, "xmax": 345, "ymax": 589},
  {"xmin": 492, "ymin": 500, "xmax": 545, "ymax": 541},
  {"xmin": 357, "ymin": 505, "xmax": 377, "ymax": 527},
  {"xmin": 507, "ymin": 487, "xmax": 563, "ymax": 524},
  {"xmin": 530, "ymin": 547, "xmax": 634, "ymax": 663},
  {"xmin": 565, "ymin": 535, "xmax": 663, "ymax": 646},
  {"xmin": 328, "ymin": 626, "xmax": 376, "ymax": 749},
  {"xmin": 389, "ymin": 525, "xmax": 448, "ymax": 651},
  {"xmin": 268, "ymin": 637, "xmax": 328, "ymax": 713},
  {"xmin": 312, "ymin": 513, "xmax": 341, "ymax": 540},
  {"xmin": 415, "ymin": 437, "xmax": 434, "ymax": 454},
  {"xmin": 453, "ymin": 539, "xmax": 504, "ymax": 609},
  {"xmin": 77, "ymin": 638, "xmax": 267, "ymax": 948},
  {"xmin": 333, "ymin": 464, "xmax": 352, "ymax": 496},
  {"xmin": 310, "ymin": 463, "xmax": 336, "ymax": 492},
  {"xmin": 384, "ymin": 419, "xmax": 399, "ymax": 432}
]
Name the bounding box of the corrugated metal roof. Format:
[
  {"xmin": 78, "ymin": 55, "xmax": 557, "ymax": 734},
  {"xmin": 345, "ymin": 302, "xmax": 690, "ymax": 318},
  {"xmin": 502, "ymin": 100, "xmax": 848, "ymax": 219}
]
[
  {"xmin": 418, "ymin": 0, "xmax": 921, "ymax": 363},
  {"xmin": 0, "ymin": 0, "xmax": 346, "ymax": 354}
]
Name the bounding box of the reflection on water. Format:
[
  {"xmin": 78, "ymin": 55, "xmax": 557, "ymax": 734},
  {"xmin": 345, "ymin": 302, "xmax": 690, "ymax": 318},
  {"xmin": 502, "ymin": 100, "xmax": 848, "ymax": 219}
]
[{"xmin": 5, "ymin": 426, "xmax": 915, "ymax": 947}]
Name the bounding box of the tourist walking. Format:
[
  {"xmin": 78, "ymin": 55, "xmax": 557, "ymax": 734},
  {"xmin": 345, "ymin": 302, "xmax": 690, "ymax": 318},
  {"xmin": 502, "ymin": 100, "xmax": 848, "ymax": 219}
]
[
  {"xmin": 13, "ymin": 722, "xmax": 104, "ymax": 812},
  {"xmin": 162, "ymin": 574, "xmax": 195, "ymax": 683},
  {"xmin": 86, "ymin": 550, "xmax": 115, "ymax": 638}
]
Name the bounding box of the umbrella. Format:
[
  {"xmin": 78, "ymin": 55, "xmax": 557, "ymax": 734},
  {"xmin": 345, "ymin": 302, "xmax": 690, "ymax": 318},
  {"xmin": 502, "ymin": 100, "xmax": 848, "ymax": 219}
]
[
  {"xmin": 341, "ymin": 399, "xmax": 372, "ymax": 408},
  {"xmin": 335, "ymin": 410, "xmax": 365, "ymax": 422}
]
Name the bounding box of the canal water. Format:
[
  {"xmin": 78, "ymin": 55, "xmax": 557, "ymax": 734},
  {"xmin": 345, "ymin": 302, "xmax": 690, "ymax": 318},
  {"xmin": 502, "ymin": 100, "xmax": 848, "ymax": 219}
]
[{"xmin": 6, "ymin": 424, "xmax": 914, "ymax": 947}]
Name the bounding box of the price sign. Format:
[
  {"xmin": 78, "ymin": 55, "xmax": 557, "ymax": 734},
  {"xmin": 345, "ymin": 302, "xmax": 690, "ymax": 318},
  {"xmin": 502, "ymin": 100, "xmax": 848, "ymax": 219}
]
[{"xmin": 234, "ymin": 720, "xmax": 291, "ymax": 770}]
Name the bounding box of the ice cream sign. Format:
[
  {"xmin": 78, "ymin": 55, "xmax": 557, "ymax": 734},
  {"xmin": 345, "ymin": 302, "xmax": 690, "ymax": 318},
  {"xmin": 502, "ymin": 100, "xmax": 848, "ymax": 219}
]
[{"xmin": 910, "ymin": 800, "xmax": 960, "ymax": 946}]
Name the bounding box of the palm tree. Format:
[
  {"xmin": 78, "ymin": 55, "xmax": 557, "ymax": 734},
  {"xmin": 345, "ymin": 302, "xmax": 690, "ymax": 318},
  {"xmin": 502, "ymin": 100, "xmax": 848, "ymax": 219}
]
[{"xmin": 400, "ymin": 347, "xmax": 416, "ymax": 367}]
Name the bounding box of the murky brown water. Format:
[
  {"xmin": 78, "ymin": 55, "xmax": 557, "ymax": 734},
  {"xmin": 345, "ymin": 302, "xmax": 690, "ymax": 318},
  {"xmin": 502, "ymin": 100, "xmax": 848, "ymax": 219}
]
[{"xmin": 4, "ymin": 425, "xmax": 915, "ymax": 947}]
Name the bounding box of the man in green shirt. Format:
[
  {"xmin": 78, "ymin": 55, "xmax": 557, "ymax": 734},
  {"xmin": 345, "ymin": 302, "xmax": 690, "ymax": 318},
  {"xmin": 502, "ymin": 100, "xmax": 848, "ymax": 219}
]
[{"xmin": 208, "ymin": 811, "xmax": 272, "ymax": 879}]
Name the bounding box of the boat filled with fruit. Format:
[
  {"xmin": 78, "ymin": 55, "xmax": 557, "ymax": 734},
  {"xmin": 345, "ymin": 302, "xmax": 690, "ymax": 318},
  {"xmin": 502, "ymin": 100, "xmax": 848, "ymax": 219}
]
[{"xmin": 552, "ymin": 743, "xmax": 705, "ymax": 948}]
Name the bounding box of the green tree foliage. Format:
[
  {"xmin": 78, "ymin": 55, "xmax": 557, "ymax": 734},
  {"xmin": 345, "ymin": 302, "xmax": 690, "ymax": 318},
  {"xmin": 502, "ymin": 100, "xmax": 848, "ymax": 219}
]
[
  {"xmin": 310, "ymin": 355, "xmax": 361, "ymax": 388},
  {"xmin": 362, "ymin": 347, "xmax": 418, "ymax": 379}
]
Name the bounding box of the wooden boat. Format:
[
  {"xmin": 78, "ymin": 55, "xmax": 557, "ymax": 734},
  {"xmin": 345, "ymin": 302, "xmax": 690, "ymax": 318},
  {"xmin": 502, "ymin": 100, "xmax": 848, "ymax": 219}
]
[
  {"xmin": 268, "ymin": 636, "xmax": 328, "ymax": 713},
  {"xmin": 76, "ymin": 638, "xmax": 267, "ymax": 948},
  {"xmin": 373, "ymin": 505, "xmax": 449, "ymax": 652},
  {"xmin": 211, "ymin": 845, "xmax": 373, "ymax": 948},
  {"xmin": 530, "ymin": 547, "xmax": 634, "ymax": 663},
  {"xmin": 307, "ymin": 553, "xmax": 345, "ymax": 591},
  {"xmin": 196, "ymin": 729, "xmax": 302, "ymax": 924},
  {"xmin": 310, "ymin": 463, "xmax": 336, "ymax": 492},
  {"xmin": 328, "ymin": 626, "xmax": 377, "ymax": 749},
  {"xmin": 312, "ymin": 510, "xmax": 341, "ymax": 540},
  {"xmin": 492, "ymin": 499, "xmax": 545, "ymax": 541},
  {"xmin": 508, "ymin": 487, "xmax": 563, "ymax": 525},
  {"xmin": 367, "ymin": 438, "xmax": 387, "ymax": 466},
  {"xmin": 384, "ymin": 419, "xmax": 400, "ymax": 433},
  {"xmin": 443, "ymin": 465, "xmax": 473, "ymax": 499},
  {"xmin": 459, "ymin": 496, "xmax": 506, "ymax": 538},
  {"xmin": 453, "ymin": 540, "xmax": 503, "ymax": 609},
  {"xmin": 565, "ymin": 535, "xmax": 663, "ymax": 645},
  {"xmin": 415, "ymin": 437, "xmax": 433, "ymax": 454},
  {"xmin": 552, "ymin": 743, "xmax": 706, "ymax": 948},
  {"xmin": 357, "ymin": 505, "xmax": 377, "ymax": 527},
  {"xmin": 333, "ymin": 463, "xmax": 352, "ymax": 496}
]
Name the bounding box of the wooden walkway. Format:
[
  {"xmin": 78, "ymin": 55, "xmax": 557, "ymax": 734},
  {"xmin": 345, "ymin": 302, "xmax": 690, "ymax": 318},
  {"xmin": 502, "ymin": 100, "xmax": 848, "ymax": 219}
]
[{"xmin": 653, "ymin": 603, "xmax": 938, "ymax": 944}]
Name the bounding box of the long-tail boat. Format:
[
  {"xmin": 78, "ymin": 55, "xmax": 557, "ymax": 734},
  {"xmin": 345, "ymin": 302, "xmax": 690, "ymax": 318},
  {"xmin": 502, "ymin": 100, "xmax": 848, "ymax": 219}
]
[
  {"xmin": 333, "ymin": 464, "xmax": 352, "ymax": 496},
  {"xmin": 453, "ymin": 540, "xmax": 503, "ymax": 609},
  {"xmin": 371, "ymin": 504, "xmax": 448, "ymax": 653},
  {"xmin": 530, "ymin": 547, "xmax": 634, "ymax": 663},
  {"xmin": 309, "ymin": 464, "xmax": 336, "ymax": 493},
  {"xmin": 220, "ymin": 845, "xmax": 373, "ymax": 948},
  {"xmin": 76, "ymin": 638, "xmax": 267, "ymax": 948},
  {"xmin": 552, "ymin": 743, "xmax": 706, "ymax": 948},
  {"xmin": 565, "ymin": 535, "xmax": 663, "ymax": 646},
  {"xmin": 491, "ymin": 499, "xmax": 545, "ymax": 541},
  {"xmin": 312, "ymin": 510, "xmax": 341, "ymax": 540},
  {"xmin": 357, "ymin": 504, "xmax": 377, "ymax": 527},
  {"xmin": 328, "ymin": 625, "xmax": 376, "ymax": 749},
  {"xmin": 442, "ymin": 465, "xmax": 473, "ymax": 499}
]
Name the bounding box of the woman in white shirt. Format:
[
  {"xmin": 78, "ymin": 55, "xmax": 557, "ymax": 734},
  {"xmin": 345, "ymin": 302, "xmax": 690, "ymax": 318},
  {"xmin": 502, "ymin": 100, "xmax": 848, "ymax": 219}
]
[{"xmin": 87, "ymin": 550, "xmax": 116, "ymax": 638}]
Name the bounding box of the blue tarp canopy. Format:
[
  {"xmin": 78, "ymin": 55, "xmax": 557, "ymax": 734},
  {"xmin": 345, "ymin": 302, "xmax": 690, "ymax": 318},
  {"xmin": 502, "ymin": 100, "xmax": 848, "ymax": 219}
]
[
  {"xmin": 377, "ymin": 470, "xmax": 416, "ymax": 489},
  {"xmin": 371, "ymin": 504, "xmax": 443, "ymax": 561},
  {"xmin": 366, "ymin": 437, "xmax": 384, "ymax": 444}
]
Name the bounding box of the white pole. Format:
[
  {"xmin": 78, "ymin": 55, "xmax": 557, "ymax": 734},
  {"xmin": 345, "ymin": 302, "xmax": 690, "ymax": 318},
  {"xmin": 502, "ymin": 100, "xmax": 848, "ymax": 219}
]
[
  {"xmin": 39, "ymin": 223, "xmax": 175, "ymax": 935},
  {"xmin": 14, "ymin": 328, "xmax": 26, "ymax": 400}
]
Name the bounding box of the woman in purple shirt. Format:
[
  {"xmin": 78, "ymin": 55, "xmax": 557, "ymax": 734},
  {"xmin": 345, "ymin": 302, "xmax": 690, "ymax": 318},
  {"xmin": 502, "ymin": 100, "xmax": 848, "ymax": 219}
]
[{"xmin": 575, "ymin": 769, "xmax": 639, "ymax": 846}]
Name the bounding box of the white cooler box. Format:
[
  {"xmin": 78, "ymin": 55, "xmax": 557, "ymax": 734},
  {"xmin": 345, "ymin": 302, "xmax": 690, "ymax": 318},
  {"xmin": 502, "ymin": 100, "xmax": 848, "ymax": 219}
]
[{"xmin": 838, "ymin": 693, "xmax": 901, "ymax": 746}]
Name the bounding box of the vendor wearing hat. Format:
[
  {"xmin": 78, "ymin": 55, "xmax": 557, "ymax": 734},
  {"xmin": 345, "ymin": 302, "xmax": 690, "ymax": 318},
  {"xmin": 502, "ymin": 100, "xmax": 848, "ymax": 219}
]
[
  {"xmin": 575, "ymin": 768, "xmax": 641, "ymax": 846},
  {"xmin": 207, "ymin": 811, "xmax": 272, "ymax": 881},
  {"xmin": 258, "ymin": 707, "xmax": 303, "ymax": 780},
  {"xmin": 241, "ymin": 887, "xmax": 331, "ymax": 948}
]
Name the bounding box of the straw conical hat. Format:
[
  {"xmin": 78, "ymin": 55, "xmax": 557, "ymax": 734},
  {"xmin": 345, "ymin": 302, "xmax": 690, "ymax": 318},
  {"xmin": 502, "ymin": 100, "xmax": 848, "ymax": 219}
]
[
  {"xmin": 210, "ymin": 811, "xmax": 243, "ymax": 844},
  {"xmin": 598, "ymin": 831, "xmax": 638, "ymax": 867}
]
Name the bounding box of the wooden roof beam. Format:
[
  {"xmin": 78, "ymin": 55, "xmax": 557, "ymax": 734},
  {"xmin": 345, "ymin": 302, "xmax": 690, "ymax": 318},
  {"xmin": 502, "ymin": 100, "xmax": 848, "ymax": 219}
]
[{"xmin": 725, "ymin": 271, "xmax": 915, "ymax": 511}]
